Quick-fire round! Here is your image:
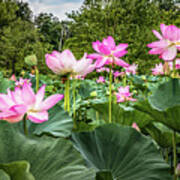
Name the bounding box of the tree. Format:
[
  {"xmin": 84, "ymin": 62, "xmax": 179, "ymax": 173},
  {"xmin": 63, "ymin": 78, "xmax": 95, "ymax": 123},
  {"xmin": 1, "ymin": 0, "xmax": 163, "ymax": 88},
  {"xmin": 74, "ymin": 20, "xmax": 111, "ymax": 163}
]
[{"xmin": 35, "ymin": 13, "xmax": 63, "ymax": 50}]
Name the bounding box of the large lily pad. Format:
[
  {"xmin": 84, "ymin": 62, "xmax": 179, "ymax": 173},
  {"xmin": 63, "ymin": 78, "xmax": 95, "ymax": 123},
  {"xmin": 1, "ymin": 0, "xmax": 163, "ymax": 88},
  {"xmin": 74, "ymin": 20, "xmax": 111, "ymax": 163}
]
[
  {"xmin": 144, "ymin": 122, "xmax": 180, "ymax": 148},
  {"xmin": 134, "ymin": 100, "xmax": 180, "ymax": 132},
  {"xmin": 0, "ymin": 161, "xmax": 35, "ymax": 180},
  {"xmin": 0, "ymin": 121, "xmax": 95, "ymax": 180},
  {"xmin": 72, "ymin": 124, "xmax": 172, "ymax": 180},
  {"xmin": 149, "ymin": 78, "xmax": 180, "ymax": 111}
]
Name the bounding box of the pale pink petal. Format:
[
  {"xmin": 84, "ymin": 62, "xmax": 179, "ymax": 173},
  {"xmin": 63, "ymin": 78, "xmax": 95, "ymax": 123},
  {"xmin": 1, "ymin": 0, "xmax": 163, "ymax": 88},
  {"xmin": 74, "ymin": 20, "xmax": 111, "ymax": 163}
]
[
  {"xmin": 9, "ymin": 104, "xmax": 27, "ymax": 114},
  {"xmin": 103, "ymin": 36, "xmax": 115, "ymax": 50},
  {"xmin": 147, "ymin": 40, "xmax": 168, "ymax": 48},
  {"xmin": 28, "ymin": 111, "xmax": 48, "ymax": 123},
  {"xmin": 92, "ymin": 41, "xmax": 101, "ymax": 53},
  {"xmin": 164, "ymin": 25, "xmax": 180, "ymax": 41},
  {"xmin": 162, "ymin": 46, "xmax": 177, "ymax": 61},
  {"xmin": 152, "ymin": 30, "xmax": 163, "ymax": 40},
  {"xmin": 41, "ymin": 94, "xmax": 64, "ymax": 111},
  {"xmin": 115, "ymin": 43, "xmax": 128, "ymax": 51},
  {"xmin": 114, "ymin": 58, "xmax": 129, "ymax": 67},
  {"xmin": 35, "ymin": 85, "xmax": 45, "ymax": 106},
  {"xmin": 60, "ymin": 49, "xmax": 76, "ymax": 70},
  {"xmin": 45, "ymin": 54, "xmax": 62, "ymax": 74},
  {"xmin": 113, "ymin": 50, "xmax": 128, "ymax": 58},
  {"xmin": 13, "ymin": 87, "xmax": 24, "ymax": 104},
  {"xmin": 160, "ymin": 24, "xmax": 167, "ymax": 37},
  {"xmin": 22, "ymin": 82, "xmax": 36, "ymax": 105},
  {"xmin": 95, "ymin": 57, "xmax": 107, "ymax": 68},
  {"xmin": 0, "ymin": 111, "xmax": 24, "ymax": 123},
  {"xmin": 148, "ymin": 48, "xmax": 164, "ymax": 55},
  {"xmin": 87, "ymin": 53, "xmax": 102, "ymax": 59},
  {"xmin": 0, "ymin": 94, "xmax": 14, "ymax": 110}
]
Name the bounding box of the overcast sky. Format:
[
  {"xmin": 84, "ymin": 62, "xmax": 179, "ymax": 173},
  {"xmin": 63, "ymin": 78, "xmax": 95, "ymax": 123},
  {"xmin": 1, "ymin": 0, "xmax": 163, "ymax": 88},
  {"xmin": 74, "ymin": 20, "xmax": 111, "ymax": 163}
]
[{"xmin": 22, "ymin": 0, "xmax": 84, "ymax": 20}]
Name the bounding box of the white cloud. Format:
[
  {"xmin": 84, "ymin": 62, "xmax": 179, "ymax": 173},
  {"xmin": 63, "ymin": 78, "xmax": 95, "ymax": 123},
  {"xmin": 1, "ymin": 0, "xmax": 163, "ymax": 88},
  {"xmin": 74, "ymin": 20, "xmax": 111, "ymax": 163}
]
[{"xmin": 22, "ymin": 0, "xmax": 83, "ymax": 20}]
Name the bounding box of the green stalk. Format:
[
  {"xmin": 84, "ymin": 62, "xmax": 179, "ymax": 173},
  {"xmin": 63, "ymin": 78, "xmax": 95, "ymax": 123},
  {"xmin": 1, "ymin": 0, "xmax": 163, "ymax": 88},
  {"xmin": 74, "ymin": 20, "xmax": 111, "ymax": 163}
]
[
  {"xmin": 35, "ymin": 66, "xmax": 39, "ymax": 93},
  {"xmin": 109, "ymin": 66, "xmax": 112, "ymax": 123},
  {"xmin": 173, "ymin": 131, "xmax": 177, "ymax": 180},
  {"xmin": 64, "ymin": 80, "xmax": 68, "ymax": 111},
  {"xmin": 123, "ymin": 74, "xmax": 127, "ymax": 86},
  {"xmin": 73, "ymin": 79, "xmax": 77, "ymax": 128},
  {"xmin": 165, "ymin": 148, "xmax": 169, "ymax": 163},
  {"xmin": 173, "ymin": 59, "xmax": 176, "ymax": 77},
  {"xmin": 23, "ymin": 115, "xmax": 28, "ymax": 136},
  {"xmin": 67, "ymin": 78, "xmax": 70, "ymax": 113}
]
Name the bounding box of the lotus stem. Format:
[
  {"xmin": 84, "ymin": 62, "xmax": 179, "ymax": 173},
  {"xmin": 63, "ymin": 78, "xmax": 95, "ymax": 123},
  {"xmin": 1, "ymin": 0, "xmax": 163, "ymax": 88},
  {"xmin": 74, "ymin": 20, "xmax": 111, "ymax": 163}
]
[
  {"xmin": 165, "ymin": 148, "xmax": 168, "ymax": 163},
  {"xmin": 123, "ymin": 74, "xmax": 127, "ymax": 86},
  {"xmin": 23, "ymin": 115, "xmax": 28, "ymax": 136},
  {"xmin": 172, "ymin": 131, "xmax": 177, "ymax": 180},
  {"xmin": 35, "ymin": 66, "xmax": 39, "ymax": 93},
  {"xmin": 109, "ymin": 66, "xmax": 112, "ymax": 123},
  {"xmin": 64, "ymin": 80, "xmax": 68, "ymax": 111},
  {"xmin": 173, "ymin": 59, "xmax": 176, "ymax": 77},
  {"xmin": 73, "ymin": 79, "xmax": 77, "ymax": 128},
  {"xmin": 67, "ymin": 78, "xmax": 70, "ymax": 113}
]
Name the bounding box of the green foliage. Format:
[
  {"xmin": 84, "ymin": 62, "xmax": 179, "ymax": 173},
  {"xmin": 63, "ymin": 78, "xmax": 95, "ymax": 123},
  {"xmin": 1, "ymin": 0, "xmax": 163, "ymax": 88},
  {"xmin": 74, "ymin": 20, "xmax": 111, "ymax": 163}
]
[
  {"xmin": 0, "ymin": 161, "xmax": 35, "ymax": 180},
  {"xmin": 72, "ymin": 124, "xmax": 172, "ymax": 179},
  {"xmin": 0, "ymin": 121, "xmax": 96, "ymax": 180}
]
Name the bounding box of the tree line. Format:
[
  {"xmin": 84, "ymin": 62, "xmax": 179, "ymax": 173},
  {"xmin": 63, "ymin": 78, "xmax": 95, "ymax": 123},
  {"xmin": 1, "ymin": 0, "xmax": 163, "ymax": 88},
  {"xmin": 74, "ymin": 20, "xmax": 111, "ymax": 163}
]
[{"xmin": 0, "ymin": 0, "xmax": 179, "ymax": 75}]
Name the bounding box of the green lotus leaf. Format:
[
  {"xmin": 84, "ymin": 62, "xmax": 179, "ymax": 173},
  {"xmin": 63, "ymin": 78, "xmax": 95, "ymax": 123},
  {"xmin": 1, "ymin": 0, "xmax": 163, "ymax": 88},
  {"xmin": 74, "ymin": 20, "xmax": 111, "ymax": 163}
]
[
  {"xmin": 134, "ymin": 100, "xmax": 180, "ymax": 132},
  {"xmin": 96, "ymin": 171, "xmax": 113, "ymax": 180},
  {"xmin": 72, "ymin": 124, "xmax": 172, "ymax": 180},
  {"xmin": 0, "ymin": 161, "xmax": 35, "ymax": 180},
  {"xmin": 144, "ymin": 122, "xmax": 180, "ymax": 148},
  {"xmin": 0, "ymin": 121, "xmax": 95, "ymax": 180},
  {"xmin": 149, "ymin": 78, "xmax": 180, "ymax": 111},
  {"xmin": 0, "ymin": 169, "xmax": 10, "ymax": 180}
]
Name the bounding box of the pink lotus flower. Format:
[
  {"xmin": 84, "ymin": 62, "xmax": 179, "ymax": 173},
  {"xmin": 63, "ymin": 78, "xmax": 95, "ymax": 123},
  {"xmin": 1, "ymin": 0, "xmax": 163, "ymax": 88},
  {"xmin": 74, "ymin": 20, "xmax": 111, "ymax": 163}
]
[
  {"xmin": 15, "ymin": 78, "xmax": 32, "ymax": 87},
  {"xmin": 96, "ymin": 76, "xmax": 105, "ymax": 83},
  {"xmin": 88, "ymin": 36, "xmax": 129, "ymax": 68},
  {"xmin": 147, "ymin": 24, "xmax": 180, "ymax": 61},
  {"xmin": 116, "ymin": 86, "xmax": 136, "ymax": 103},
  {"xmin": 9, "ymin": 74, "xmax": 16, "ymax": 81},
  {"xmin": 151, "ymin": 63, "xmax": 164, "ymax": 75},
  {"xmin": 125, "ymin": 64, "xmax": 138, "ymax": 75},
  {"xmin": 132, "ymin": 123, "xmax": 140, "ymax": 132},
  {"xmin": 0, "ymin": 82, "xmax": 64, "ymax": 123},
  {"xmin": 46, "ymin": 50, "xmax": 95, "ymax": 77},
  {"xmin": 46, "ymin": 50, "xmax": 76, "ymax": 75}
]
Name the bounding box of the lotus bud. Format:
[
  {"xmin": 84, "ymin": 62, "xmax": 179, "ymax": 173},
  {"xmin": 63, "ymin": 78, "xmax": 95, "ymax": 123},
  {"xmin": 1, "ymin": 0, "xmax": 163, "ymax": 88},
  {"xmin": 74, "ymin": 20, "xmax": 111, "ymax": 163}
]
[
  {"xmin": 25, "ymin": 54, "xmax": 38, "ymax": 66},
  {"xmin": 90, "ymin": 91, "xmax": 97, "ymax": 97},
  {"xmin": 141, "ymin": 75, "xmax": 146, "ymax": 80},
  {"xmin": 132, "ymin": 123, "xmax": 140, "ymax": 132}
]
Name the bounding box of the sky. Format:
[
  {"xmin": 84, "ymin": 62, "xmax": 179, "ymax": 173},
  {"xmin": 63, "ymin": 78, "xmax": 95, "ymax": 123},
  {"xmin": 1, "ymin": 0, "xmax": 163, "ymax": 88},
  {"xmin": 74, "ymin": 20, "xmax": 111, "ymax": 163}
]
[{"xmin": 22, "ymin": 0, "xmax": 84, "ymax": 20}]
